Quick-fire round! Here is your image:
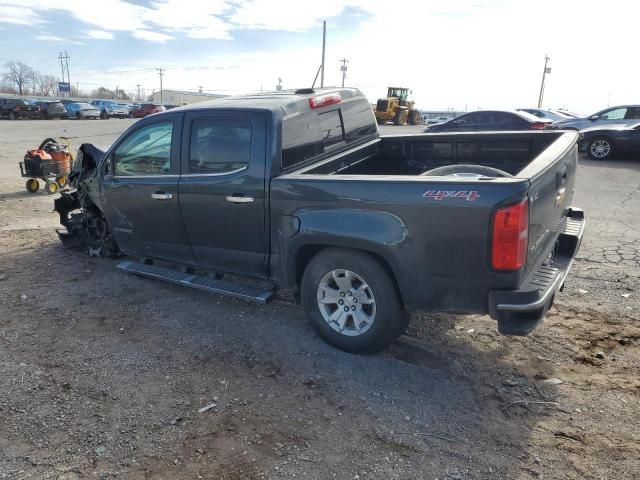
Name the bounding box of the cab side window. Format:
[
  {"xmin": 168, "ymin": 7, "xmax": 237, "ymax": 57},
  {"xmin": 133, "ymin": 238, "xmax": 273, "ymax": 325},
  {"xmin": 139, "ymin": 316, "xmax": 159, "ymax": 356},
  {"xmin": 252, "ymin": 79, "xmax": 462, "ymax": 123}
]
[
  {"xmin": 189, "ymin": 118, "xmax": 252, "ymax": 174},
  {"xmin": 113, "ymin": 122, "xmax": 173, "ymax": 176}
]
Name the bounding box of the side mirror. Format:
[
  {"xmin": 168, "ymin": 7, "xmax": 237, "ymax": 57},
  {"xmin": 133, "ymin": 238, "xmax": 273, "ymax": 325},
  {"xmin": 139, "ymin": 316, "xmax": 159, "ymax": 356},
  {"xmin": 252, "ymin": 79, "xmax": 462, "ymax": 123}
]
[{"xmin": 589, "ymin": 115, "xmax": 600, "ymax": 121}]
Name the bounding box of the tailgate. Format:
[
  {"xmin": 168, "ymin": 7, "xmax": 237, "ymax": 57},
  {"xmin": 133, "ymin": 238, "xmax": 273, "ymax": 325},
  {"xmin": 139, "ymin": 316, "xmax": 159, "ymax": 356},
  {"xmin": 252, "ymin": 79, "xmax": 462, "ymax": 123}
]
[{"xmin": 522, "ymin": 131, "xmax": 578, "ymax": 274}]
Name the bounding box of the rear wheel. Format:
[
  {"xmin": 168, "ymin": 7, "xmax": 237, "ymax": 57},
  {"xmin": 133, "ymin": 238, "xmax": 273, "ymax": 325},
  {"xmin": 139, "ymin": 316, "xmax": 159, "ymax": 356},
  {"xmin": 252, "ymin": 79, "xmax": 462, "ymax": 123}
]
[
  {"xmin": 25, "ymin": 179, "xmax": 39, "ymax": 193},
  {"xmin": 301, "ymin": 248, "xmax": 406, "ymax": 353},
  {"xmin": 44, "ymin": 180, "xmax": 59, "ymax": 195},
  {"xmin": 588, "ymin": 137, "xmax": 613, "ymax": 160}
]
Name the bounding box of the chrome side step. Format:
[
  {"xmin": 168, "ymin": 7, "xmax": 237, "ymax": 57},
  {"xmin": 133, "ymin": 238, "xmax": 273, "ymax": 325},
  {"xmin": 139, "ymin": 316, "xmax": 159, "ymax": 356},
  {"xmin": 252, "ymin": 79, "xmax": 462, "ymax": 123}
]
[{"xmin": 117, "ymin": 260, "xmax": 274, "ymax": 304}]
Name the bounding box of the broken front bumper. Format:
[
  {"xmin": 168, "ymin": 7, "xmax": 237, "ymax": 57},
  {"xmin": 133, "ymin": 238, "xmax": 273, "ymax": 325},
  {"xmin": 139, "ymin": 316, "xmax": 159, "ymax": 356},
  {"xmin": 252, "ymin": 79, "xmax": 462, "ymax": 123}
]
[{"xmin": 488, "ymin": 207, "xmax": 585, "ymax": 335}]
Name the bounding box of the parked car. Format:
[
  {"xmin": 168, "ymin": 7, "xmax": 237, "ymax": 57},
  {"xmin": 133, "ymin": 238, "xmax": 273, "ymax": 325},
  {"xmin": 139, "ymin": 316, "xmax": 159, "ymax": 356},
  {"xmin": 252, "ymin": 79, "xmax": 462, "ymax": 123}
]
[
  {"xmin": 0, "ymin": 98, "xmax": 40, "ymax": 119},
  {"xmin": 31, "ymin": 100, "xmax": 67, "ymax": 119},
  {"xmin": 91, "ymin": 100, "xmax": 130, "ymax": 119},
  {"xmin": 55, "ymin": 88, "xmax": 584, "ymax": 354},
  {"xmin": 552, "ymin": 105, "xmax": 640, "ymax": 130},
  {"xmin": 423, "ymin": 115, "xmax": 452, "ymax": 125},
  {"xmin": 424, "ymin": 110, "xmax": 551, "ymax": 132},
  {"xmin": 579, "ymin": 121, "xmax": 640, "ymax": 160},
  {"xmin": 517, "ymin": 108, "xmax": 573, "ymax": 122},
  {"xmin": 130, "ymin": 103, "xmax": 166, "ymax": 118},
  {"xmin": 64, "ymin": 102, "xmax": 100, "ymax": 120},
  {"xmin": 551, "ymin": 109, "xmax": 581, "ymax": 119}
]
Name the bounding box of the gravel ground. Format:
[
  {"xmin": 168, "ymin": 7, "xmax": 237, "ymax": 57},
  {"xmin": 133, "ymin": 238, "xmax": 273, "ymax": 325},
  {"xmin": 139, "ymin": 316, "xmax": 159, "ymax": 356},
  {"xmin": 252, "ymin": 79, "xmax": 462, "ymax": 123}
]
[{"xmin": 0, "ymin": 119, "xmax": 638, "ymax": 479}]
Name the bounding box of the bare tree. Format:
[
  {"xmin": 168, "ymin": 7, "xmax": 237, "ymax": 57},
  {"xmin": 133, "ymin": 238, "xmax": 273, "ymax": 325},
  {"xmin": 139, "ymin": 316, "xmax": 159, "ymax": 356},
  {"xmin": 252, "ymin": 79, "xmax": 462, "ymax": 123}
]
[
  {"xmin": 3, "ymin": 61, "xmax": 34, "ymax": 95},
  {"xmin": 37, "ymin": 74, "xmax": 59, "ymax": 96}
]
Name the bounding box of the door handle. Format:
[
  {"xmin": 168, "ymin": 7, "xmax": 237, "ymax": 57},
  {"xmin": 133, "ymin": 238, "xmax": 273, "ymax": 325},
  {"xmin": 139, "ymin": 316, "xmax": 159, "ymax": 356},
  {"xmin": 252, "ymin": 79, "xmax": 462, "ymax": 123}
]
[
  {"xmin": 151, "ymin": 192, "xmax": 173, "ymax": 200},
  {"xmin": 226, "ymin": 195, "xmax": 254, "ymax": 204}
]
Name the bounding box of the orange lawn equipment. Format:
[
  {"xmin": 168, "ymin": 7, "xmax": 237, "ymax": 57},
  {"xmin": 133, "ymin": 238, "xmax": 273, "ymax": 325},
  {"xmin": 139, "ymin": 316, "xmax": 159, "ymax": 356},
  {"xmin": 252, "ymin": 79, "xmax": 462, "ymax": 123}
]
[{"xmin": 19, "ymin": 138, "xmax": 73, "ymax": 195}]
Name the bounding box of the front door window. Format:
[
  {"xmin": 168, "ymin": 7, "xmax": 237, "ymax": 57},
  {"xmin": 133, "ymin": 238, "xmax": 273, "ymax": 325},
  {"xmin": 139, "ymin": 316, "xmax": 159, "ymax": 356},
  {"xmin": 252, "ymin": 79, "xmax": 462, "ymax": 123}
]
[{"xmin": 113, "ymin": 122, "xmax": 174, "ymax": 176}]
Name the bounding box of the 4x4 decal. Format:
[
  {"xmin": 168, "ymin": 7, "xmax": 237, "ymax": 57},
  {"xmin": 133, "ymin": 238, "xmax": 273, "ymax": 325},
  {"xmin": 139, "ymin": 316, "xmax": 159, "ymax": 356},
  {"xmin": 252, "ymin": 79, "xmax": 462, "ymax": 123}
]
[{"xmin": 423, "ymin": 190, "xmax": 480, "ymax": 201}]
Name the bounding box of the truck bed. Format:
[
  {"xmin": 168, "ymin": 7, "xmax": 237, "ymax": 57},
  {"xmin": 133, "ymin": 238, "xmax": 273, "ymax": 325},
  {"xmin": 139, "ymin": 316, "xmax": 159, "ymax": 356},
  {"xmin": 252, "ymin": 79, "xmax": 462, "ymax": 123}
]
[
  {"xmin": 273, "ymin": 129, "xmax": 578, "ymax": 317},
  {"xmin": 298, "ymin": 131, "xmax": 564, "ymax": 177}
]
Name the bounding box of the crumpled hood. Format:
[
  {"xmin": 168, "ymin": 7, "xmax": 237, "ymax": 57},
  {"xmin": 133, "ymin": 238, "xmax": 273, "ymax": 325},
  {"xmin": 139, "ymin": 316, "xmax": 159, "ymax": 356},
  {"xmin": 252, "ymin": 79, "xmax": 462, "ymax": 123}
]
[{"xmin": 69, "ymin": 143, "xmax": 105, "ymax": 185}]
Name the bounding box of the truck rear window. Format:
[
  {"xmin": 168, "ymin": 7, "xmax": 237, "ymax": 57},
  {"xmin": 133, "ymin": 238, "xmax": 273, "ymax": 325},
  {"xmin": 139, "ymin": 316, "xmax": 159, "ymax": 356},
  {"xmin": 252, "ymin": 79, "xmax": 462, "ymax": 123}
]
[{"xmin": 281, "ymin": 97, "xmax": 376, "ymax": 170}]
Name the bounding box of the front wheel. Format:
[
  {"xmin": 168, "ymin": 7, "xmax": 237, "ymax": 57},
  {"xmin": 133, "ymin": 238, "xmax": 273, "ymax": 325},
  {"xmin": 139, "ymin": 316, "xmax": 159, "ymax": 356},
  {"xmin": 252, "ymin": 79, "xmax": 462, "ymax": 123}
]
[
  {"xmin": 44, "ymin": 180, "xmax": 59, "ymax": 195},
  {"xmin": 588, "ymin": 137, "xmax": 613, "ymax": 160},
  {"xmin": 25, "ymin": 179, "xmax": 39, "ymax": 193},
  {"xmin": 9, "ymin": 111, "xmax": 15, "ymax": 120},
  {"xmin": 301, "ymin": 248, "xmax": 407, "ymax": 353},
  {"xmin": 408, "ymin": 109, "xmax": 421, "ymax": 125}
]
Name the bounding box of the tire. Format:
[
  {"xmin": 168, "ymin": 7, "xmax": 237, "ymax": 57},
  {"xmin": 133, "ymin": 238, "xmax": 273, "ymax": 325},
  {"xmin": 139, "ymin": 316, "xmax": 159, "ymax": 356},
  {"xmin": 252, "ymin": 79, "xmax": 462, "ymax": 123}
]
[
  {"xmin": 25, "ymin": 179, "xmax": 39, "ymax": 193},
  {"xmin": 56, "ymin": 175, "xmax": 68, "ymax": 187},
  {"xmin": 100, "ymin": 110, "xmax": 110, "ymax": 119},
  {"xmin": 301, "ymin": 248, "xmax": 407, "ymax": 354},
  {"xmin": 408, "ymin": 110, "xmax": 421, "ymax": 125},
  {"xmin": 587, "ymin": 137, "xmax": 613, "ymax": 160},
  {"xmin": 44, "ymin": 180, "xmax": 59, "ymax": 195},
  {"xmin": 76, "ymin": 112, "xmax": 83, "ymax": 120},
  {"xmin": 128, "ymin": 113, "xmax": 134, "ymax": 119},
  {"xmin": 392, "ymin": 111, "xmax": 404, "ymax": 126},
  {"xmin": 9, "ymin": 111, "xmax": 15, "ymax": 121}
]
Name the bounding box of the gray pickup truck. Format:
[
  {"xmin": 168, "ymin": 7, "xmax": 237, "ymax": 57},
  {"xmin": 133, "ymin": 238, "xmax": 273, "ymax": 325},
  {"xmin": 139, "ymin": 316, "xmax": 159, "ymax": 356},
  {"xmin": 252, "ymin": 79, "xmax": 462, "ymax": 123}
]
[{"xmin": 55, "ymin": 88, "xmax": 584, "ymax": 353}]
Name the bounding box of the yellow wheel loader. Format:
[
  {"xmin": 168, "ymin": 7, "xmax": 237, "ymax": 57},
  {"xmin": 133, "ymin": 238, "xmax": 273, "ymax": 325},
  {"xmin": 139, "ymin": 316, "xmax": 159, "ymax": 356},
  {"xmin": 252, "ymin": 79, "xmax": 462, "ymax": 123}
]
[{"xmin": 374, "ymin": 87, "xmax": 421, "ymax": 126}]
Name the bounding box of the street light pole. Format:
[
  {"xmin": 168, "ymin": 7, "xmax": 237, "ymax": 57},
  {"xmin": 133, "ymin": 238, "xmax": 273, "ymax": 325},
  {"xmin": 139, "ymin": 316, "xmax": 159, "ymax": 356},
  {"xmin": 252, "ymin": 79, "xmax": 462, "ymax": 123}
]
[{"xmin": 537, "ymin": 55, "xmax": 551, "ymax": 108}]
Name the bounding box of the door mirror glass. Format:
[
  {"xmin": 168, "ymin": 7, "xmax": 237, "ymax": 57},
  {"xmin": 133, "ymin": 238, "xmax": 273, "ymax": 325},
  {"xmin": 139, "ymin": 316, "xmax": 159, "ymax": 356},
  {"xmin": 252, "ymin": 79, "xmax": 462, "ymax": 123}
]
[{"xmin": 589, "ymin": 115, "xmax": 599, "ymax": 121}]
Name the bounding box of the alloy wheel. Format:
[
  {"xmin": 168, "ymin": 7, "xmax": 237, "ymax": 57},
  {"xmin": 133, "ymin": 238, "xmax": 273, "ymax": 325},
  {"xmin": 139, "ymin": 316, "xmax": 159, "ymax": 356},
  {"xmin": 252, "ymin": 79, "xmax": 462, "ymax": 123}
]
[{"xmin": 316, "ymin": 269, "xmax": 376, "ymax": 336}]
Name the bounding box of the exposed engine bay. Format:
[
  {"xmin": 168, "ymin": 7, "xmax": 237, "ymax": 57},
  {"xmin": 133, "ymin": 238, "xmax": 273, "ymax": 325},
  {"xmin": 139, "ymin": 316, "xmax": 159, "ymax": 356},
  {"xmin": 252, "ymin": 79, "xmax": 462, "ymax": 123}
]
[{"xmin": 54, "ymin": 144, "xmax": 120, "ymax": 257}]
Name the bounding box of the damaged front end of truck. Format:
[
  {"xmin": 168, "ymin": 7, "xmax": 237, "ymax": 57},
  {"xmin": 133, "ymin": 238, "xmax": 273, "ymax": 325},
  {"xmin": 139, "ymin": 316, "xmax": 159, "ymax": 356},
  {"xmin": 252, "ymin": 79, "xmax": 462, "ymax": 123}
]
[{"xmin": 54, "ymin": 144, "xmax": 120, "ymax": 257}]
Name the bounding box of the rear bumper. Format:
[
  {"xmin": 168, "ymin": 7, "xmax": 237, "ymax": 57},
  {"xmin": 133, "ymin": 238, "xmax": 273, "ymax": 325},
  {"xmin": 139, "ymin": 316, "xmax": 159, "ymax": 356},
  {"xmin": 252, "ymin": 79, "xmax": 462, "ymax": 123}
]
[{"xmin": 488, "ymin": 207, "xmax": 585, "ymax": 335}]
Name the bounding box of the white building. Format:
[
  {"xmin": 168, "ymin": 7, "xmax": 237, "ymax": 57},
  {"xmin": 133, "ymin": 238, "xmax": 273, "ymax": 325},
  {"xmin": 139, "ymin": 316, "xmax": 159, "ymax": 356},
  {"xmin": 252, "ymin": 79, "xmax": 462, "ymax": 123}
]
[{"xmin": 150, "ymin": 89, "xmax": 225, "ymax": 106}]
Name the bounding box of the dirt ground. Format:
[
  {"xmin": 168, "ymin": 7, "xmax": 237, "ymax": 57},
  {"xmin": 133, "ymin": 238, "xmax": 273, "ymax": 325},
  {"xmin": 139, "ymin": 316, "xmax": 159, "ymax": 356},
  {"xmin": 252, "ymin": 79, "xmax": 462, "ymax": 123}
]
[{"xmin": 0, "ymin": 119, "xmax": 638, "ymax": 480}]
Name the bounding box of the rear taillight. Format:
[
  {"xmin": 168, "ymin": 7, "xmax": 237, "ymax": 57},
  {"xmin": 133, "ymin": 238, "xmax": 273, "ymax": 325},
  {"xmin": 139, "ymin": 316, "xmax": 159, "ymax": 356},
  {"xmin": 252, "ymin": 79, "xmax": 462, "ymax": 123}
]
[
  {"xmin": 531, "ymin": 122, "xmax": 546, "ymax": 130},
  {"xmin": 491, "ymin": 199, "xmax": 529, "ymax": 271},
  {"xmin": 309, "ymin": 92, "xmax": 341, "ymax": 109}
]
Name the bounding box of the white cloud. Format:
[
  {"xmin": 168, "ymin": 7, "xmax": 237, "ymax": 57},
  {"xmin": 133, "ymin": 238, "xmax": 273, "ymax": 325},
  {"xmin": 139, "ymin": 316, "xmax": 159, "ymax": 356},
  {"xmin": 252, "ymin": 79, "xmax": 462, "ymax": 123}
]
[
  {"xmin": 132, "ymin": 30, "xmax": 174, "ymax": 43},
  {"xmin": 0, "ymin": 4, "xmax": 45, "ymax": 25},
  {"xmin": 229, "ymin": 0, "xmax": 355, "ymax": 31},
  {"xmin": 86, "ymin": 29, "xmax": 114, "ymax": 40},
  {"xmin": 35, "ymin": 34, "xmax": 64, "ymax": 42},
  {"xmin": 0, "ymin": 0, "xmax": 234, "ymax": 39}
]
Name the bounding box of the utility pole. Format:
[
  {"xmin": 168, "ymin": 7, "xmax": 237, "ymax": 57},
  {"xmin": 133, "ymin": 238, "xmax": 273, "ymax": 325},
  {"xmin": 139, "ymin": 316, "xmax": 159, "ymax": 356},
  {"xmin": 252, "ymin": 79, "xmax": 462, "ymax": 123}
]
[
  {"xmin": 156, "ymin": 68, "xmax": 164, "ymax": 104},
  {"xmin": 136, "ymin": 84, "xmax": 141, "ymax": 100},
  {"xmin": 58, "ymin": 51, "xmax": 71, "ymax": 96},
  {"xmin": 340, "ymin": 58, "xmax": 348, "ymax": 87},
  {"xmin": 537, "ymin": 55, "xmax": 551, "ymax": 108},
  {"xmin": 320, "ymin": 21, "xmax": 326, "ymax": 88}
]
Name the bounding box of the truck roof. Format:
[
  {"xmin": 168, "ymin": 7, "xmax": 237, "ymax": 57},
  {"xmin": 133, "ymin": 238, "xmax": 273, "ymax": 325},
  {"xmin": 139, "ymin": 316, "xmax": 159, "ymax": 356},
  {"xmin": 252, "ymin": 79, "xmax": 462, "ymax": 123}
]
[{"xmin": 168, "ymin": 87, "xmax": 365, "ymax": 116}]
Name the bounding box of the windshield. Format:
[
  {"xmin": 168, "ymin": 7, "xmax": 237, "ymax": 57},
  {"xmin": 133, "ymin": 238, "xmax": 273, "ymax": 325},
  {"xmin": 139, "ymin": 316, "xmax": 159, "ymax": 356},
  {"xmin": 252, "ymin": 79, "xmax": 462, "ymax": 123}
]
[{"xmin": 388, "ymin": 88, "xmax": 408, "ymax": 99}]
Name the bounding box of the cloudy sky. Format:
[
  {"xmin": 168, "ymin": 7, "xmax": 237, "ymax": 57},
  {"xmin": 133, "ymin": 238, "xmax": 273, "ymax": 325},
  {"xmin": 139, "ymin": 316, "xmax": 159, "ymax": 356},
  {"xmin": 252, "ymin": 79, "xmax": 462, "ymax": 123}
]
[{"xmin": 0, "ymin": 0, "xmax": 636, "ymax": 114}]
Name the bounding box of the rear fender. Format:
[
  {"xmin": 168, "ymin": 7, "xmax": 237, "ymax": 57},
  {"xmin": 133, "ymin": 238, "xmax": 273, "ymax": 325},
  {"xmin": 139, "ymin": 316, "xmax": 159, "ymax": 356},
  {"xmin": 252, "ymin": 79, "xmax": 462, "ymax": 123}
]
[{"xmin": 279, "ymin": 208, "xmax": 412, "ymax": 305}]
